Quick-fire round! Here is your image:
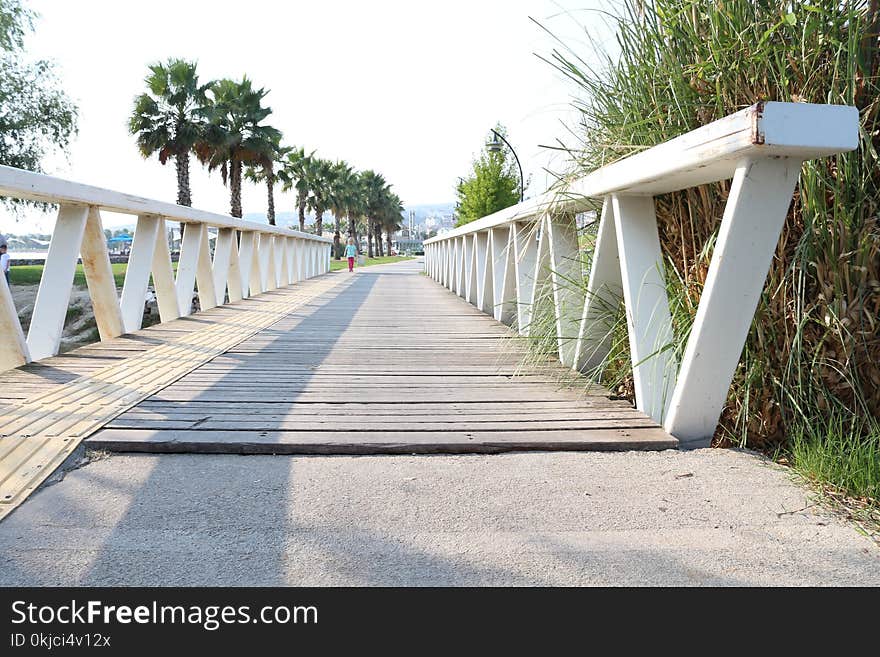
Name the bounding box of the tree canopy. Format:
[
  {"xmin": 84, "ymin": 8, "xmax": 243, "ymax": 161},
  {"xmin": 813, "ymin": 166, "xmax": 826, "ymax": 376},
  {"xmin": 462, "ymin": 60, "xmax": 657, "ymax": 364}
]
[
  {"xmin": 454, "ymin": 124, "xmax": 520, "ymax": 226},
  {"xmin": 0, "ymin": 0, "xmax": 77, "ymax": 206}
]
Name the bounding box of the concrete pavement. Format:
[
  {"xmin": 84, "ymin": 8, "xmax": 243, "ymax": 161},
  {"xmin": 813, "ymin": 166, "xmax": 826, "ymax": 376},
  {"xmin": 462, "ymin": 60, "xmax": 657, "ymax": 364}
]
[{"xmin": 1, "ymin": 448, "xmax": 877, "ymax": 586}]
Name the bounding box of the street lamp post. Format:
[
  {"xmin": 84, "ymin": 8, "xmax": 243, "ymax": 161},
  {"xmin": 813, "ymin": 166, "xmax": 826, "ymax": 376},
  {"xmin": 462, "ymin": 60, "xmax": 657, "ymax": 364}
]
[{"xmin": 486, "ymin": 129, "xmax": 524, "ymax": 202}]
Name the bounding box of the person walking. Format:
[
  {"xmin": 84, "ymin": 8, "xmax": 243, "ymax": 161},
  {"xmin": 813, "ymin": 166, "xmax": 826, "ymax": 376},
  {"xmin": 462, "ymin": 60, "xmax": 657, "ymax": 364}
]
[
  {"xmin": 344, "ymin": 237, "xmax": 358, "ymax": 273},
  {"xmin": 0, "ymin": 243, "xmax": 10, "ymax": 288}
]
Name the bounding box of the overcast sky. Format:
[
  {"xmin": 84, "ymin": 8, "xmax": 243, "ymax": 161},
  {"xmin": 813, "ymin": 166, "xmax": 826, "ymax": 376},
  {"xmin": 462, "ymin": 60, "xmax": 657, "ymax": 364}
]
[{"xmin": 4, "ymin": 0, "xmax": 618, "ymax": 232}]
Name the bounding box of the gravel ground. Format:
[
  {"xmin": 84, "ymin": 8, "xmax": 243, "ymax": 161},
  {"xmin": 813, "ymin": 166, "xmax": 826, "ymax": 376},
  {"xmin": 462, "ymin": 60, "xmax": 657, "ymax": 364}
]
[{"xmin": 0, "ymin": 448, "xmax": 877, "ymax": 586}]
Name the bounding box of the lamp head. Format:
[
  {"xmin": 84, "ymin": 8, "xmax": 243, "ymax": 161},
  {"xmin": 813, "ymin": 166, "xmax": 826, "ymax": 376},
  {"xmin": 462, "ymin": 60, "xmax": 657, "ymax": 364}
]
[{"xmin": 485, "ymin": 131, "xmax": 503, "ymax": 153}]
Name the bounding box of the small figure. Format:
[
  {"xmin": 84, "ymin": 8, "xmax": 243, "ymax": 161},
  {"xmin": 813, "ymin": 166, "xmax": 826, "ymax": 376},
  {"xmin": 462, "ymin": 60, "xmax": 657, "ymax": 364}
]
[
  {"xmin": 344, "ymin": 237, "xmax": 357, "ymax": 273},
  {"xmin": 0, "ymin": 243, "xmax": 10, "ymax": 288}
]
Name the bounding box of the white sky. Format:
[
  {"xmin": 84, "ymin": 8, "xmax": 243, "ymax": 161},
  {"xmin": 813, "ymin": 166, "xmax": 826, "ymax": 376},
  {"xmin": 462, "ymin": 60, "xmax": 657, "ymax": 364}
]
[{"xmin": 4, "ymin": 0, "xmax": 619, "ymax": 232}]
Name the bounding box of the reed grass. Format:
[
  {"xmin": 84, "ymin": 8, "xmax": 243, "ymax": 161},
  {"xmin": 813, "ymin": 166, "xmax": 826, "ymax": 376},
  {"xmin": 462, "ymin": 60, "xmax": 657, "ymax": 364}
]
[{"xmin": 525, "ymin": 0, "xmax": 880, "ymax": 503}]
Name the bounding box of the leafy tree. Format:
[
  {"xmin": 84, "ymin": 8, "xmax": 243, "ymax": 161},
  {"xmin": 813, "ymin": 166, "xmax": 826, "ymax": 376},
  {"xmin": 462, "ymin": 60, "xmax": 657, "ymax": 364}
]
[
  {"xmin": 455, "ymin": 124, "xmax": 520, "ymax": 226},
  {"xmin": 129, "ymin": 58, "xmax": 207, "ymax": 208},
  {"xmin": 196, "ymin": 77, "xmax": 281, "ymax": 218},
  {"xmin": 0, "ymin": 0, "xmax": 77, "ymax": 207},
  {"xmin": 277, "ymin": 147, "xmax": 314, "ymax": 231}
]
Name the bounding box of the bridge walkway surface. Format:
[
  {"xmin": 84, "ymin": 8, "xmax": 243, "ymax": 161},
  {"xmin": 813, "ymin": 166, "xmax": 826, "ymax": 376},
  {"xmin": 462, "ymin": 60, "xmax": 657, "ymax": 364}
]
[{"xmin": 0, "ymin": 260, "xmax": 877, "ymax": 585}]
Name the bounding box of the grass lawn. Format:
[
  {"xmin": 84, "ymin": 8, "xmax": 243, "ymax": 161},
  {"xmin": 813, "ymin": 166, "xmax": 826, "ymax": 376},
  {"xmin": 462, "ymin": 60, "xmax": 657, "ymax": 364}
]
[
  {"xmin": 11, "ymin": 263, "xmax": 129, "ymax": 287},
  {"xmin": 10, "ymin": 257, "xmax": 411, "ymax": 285},
  {"xmin": 329, "ymin": 255, "xmax": 414, "ymax": 271}
]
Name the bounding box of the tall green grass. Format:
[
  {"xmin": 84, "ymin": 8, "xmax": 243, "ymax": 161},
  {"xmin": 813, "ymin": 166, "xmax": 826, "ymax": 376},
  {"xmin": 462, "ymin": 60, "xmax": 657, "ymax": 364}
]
[{"xmin": 526, "ymin": 0, "xmax": 880, "ymax": 502}]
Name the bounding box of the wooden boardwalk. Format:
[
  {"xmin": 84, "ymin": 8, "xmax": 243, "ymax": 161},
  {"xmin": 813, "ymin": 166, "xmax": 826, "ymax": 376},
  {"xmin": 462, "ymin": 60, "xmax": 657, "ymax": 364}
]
[{"xmin": 1, "ymin": 259, "xmax": 675, "ymax": 517}]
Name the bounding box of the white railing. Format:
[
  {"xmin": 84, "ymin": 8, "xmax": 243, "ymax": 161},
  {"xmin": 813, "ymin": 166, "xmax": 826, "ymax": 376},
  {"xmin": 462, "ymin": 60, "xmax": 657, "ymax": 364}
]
[
  {"xmin": 424, "ymin": 102, "xmax": 859, "ymax": 447},
  {"xmin": 0, "ymin": 165, "xmax": 332, "ymax": 371}
]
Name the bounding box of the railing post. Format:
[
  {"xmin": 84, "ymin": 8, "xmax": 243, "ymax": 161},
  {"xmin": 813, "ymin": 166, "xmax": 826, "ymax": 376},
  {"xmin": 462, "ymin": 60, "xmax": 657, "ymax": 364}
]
[
  {"xmin": 212, "ymin": 227, "xmax": 236, "ymax": 305},
  {"xmin": 465, "ymin": 234, "xmax": 478, "ymax": 304},
  {"xmin": 175, "ymin": 222, "xmax": 203, "ymax": 317},
  {"xmin": 80, "ymin": 206, "xmax": 125, "ymax": 340},
  {"xmin": 664, "ymin": 157, "xmax": 802, "ymax": 447},
  {"xmin": 237, "ymin": 231, "xmax": 256, "ymax": 299},
  {"xmin": 27, "ymin": 204, "xmax": 89, "ymax": 359},
  {"xmin": 475, "ymin": 231, "xmax": 492, "ymax": 314},
  {"xmin": 489, "ymin": 225, "xmax": 516, "ymax": 325},
  {"xmin": 258, "ymin": 233, "xmax": 275, "ymax": 292},
  {"xmin": 546, "ymin": 212, "xmax": 583, "ymax": 368},
  {"xmin": 151, "ymin": 220, "xmax": 179, "ymax": 322},
  {"xmin": 226, "ymin": 230, "xmax": 243, "ymax": 302},
  {"xmin": 0, "ymin": 271, "xmax": 29, "ymax": 370},
  {"xmin": 574, "ymin": 197, "xmax": 622, "ymax": 372},
  {"xmin": 612, "ymin": 195, "xmax": 677, "ymax": 422},
  {"xmin": 120, "ymin": 214, "xmax": 161, "ymax": 332},
  {"xmin": 194, "ymin": 224, "xmax": 217, "ymax": 311},
  {"xmin": 513, "ymin": 221, "xmax": 539, "ymax": 335}
]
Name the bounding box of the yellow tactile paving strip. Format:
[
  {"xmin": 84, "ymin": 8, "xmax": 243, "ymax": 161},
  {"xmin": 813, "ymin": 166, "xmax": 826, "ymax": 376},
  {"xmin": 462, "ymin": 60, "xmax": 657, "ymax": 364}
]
[{"xmin": 0, "ymin": 274, "xmax": 345, "ymax": 520}]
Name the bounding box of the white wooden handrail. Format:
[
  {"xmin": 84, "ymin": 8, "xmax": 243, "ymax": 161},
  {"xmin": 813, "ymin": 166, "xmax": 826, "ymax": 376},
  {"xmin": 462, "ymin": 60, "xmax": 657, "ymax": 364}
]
[
  {"xmin": 424, "ymin": 102, "xmax": 859, "ymax": 447},
  {"xmin": 0, "ymin": 165, "xmax": 332, "ymax": 371}
]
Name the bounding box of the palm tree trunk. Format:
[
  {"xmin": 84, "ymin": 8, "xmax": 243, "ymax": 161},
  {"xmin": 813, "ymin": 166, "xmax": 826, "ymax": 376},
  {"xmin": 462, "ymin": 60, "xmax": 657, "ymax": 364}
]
[
  {"xmin": 175, "ymin": 152, "xmax": 192, "ymax": 206},
  {"xmin": 386, "ymin": 230, "xmax": 393, "ymax": 258},
  {"xmin": 175, "ymin": 152, "xmax": 191, "ymax": 245},
  {"xmin": 298, "ymin": 197, "xmax": 306, "ymax": 232},
  {"xmin": 315, "ymin": 208, "xmax": 323, "ymax": 236},
  {"xmin": 333, "ymin": 216, "xmax": 341, "ymax": 259},
  {"xmin": 266, "ymin": 175, "xmax": 276, "ymax": 225},
  {"xmin": 374, "ymin": 221, "xmax": 384, "ymax": 256},
  {"xmin": 230, "ymin": 158, "xmax": 243, "ymax": 218},
  {"xmin": 367, "ymin": 219, "xmax": 374, "ymax": 258}
]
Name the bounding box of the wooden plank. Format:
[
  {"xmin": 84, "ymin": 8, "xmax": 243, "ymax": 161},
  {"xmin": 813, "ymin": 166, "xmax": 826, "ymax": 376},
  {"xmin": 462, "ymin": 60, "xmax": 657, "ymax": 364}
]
[{"xmin": 87, "ymin": 427, "xmax": 677, "ymax": 454}]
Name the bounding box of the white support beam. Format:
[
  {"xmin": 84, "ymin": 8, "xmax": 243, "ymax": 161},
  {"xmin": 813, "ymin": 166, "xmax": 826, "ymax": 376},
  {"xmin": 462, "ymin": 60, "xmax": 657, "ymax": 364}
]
[
  {"xmin": 245, "ymin": 232, "xmax": 263, "ymax": 296},
  {"xmin": 258, "ymin": 233, "xmax": 275, "ymax": 292},
  {"xmin": 237, "ymin": 231, "xmax": 255, "ymax": 299},
  {"xmin": 292, "ymin": 238, "xmax": 303, "ymax": 283},
  {"xmin": 527, "ymin": 218, "xmax": 552, "ymax": 340},
  {"xmin": 451, "ymin": 238, "xmax": 460, "ymax": 293},
  {"xmin": 612, "ymin": 195, "xmax": 677, "ymax": 422},
  {"xmin": 546, "ymin": 212, "xmax": 583, "ymax": 368},
  {"xmin": 151, "ymin": 222, "xmax": 179, "ymax": 323},
  {"xmin": 280, "ymin": 237, "xmax": 292, "ymax": 285},
  {"xmin": 120, "ymin": 214, "xmax": 161, "ymax": 333},
  {"xmin": 175, "ymin": 221, "xmax": 203, "ymax": 317},
  {"xmin": 80, "ymin": 206, "xmax": 124, "ymax": 341},
  {"xmin": 574, "ymin": 198, "xmax": 623, "ymax": 372},
  {"xmin": 195, "ymin": 224, "xmax": 217, "ymax": 311},
  {"xmin": 212, "ymin": 228, "xmax": 235, "ymax": 305},
  {"xmin": 664, "ymin": 157, "xmax": 802, "ymax": 447},
  {"xmin": 465, "ymin": 234, "xmax": 478, "ymax": 305},
  {"xmin": 226, "ymin": 231, "xmax": 243, "ymax": 302},
  {"xmin": 513, "ymin": 221, "xmax": 539, "ymax": 335},
  {"xmin": 475, "ymin": 231, "xmax": 492, "ymax": 314},
  {"xmin": 456, "ymin": 237, "xmax": 467, "ymax": 298},
  {"xmin": 490, "ymin": 225, "xmax": 516, "ymax": 325},
  {"xmin": 0, "ymin": 270, "xmax": 29, "ymax": 370},
  {"xmin": 27, "ymin": 204, "xmax": 89, "ymax": 360}
]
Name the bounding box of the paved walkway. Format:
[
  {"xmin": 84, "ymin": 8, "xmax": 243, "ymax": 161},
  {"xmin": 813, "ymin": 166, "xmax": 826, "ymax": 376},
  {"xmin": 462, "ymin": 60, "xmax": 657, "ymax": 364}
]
[
  {"xmin": 1, "ymin": 449, "xmax": 877, "ymax": 585},
  {"xmin": 0, "ymin": 260, "xmax": 877, "ymax": 585},
  {"xmin": 86, "ymin": 259, "xmax": 673, "ymax": 453}
]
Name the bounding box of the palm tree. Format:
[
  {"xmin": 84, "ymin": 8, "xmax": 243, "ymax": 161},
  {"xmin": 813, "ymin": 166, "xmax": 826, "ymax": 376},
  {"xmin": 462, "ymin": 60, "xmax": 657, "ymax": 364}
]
[
  {"xmin": 380, "ymin": 191, "xmax": 405, "ymax": 257},
  {"xmin": 347, "ymin": 172, "xmax": 368, "ymax": 247},
  {"xmin": 277, "ymin": 147, "xmax": 314, "ymax": 231},
  {"xmin": 327, "ymin": 161, "xmax": 358, "ymax": 258},
  {"xmin": 244, "ymin": 138, "xmax": 289, "ymax": 225},
  {"xmin": 129, "ymin": 58, "xmax": 208, "ymax": 208},
  {"xmin": 304, "ymin": 157, "xmax": 334, "ymax": 236},
  {"xmin": 196, "ymin": 77, "xmax": 281, "ymax": 218},
  {"xmin": 360, "ymin": 170, "xmax": 388, "ymax": 258}
]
